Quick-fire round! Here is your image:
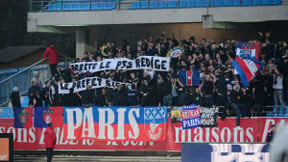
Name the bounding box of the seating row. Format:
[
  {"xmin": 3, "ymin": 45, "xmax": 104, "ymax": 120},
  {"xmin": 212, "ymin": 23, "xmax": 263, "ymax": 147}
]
[
  {"xmin": 55, "ymin": 0, "xmax": 119, "ymax": 2},
  {"xmin": 46, "ymin": 2, "xmax": 116, "ymax": 11},
  {"xmin": 130, "ymin": 0, "xmax": 281, "ymax": 9}
]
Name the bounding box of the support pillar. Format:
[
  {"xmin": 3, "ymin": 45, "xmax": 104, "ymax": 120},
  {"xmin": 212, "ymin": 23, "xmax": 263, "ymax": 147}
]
[{"xmin": 75, "ymin": 28, "xmax": 86, "ymax": 59}]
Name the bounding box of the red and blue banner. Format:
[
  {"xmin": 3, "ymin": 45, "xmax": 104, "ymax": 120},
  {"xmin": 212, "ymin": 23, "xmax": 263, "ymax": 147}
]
[
  {"xmin": 0, "ymin": 107, "xmax": 287, "ymax": 151},
  {"xmin": 14, "ymin": 107, "xmax": 33, "ymax": 128},
  {"xmin": 63, "ymin": 106, "xmax": 167, "ymax": 141},
  {"xmin": 34, "ymin": 107, "xmax": 63, "ymax": 128},
  {"xmin": 179, "ymin": 69, "xmax": 200, "ymax": 87},
  {"xmin": 181, "ymin": 104, "xmax": 201, "ymax": 129},
  {"xmin": 236, "ymin": 42, "xmax": 260, "ymax": 59},
  {"xmin": 232, "ymin": 56, "xmax": 262, "ymax": 88}
]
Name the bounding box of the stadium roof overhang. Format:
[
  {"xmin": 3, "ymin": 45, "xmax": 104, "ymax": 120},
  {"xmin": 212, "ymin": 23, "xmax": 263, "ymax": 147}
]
[{"xmin": 27, "ymin": 5, "xmax": 288, "ymax": 32}]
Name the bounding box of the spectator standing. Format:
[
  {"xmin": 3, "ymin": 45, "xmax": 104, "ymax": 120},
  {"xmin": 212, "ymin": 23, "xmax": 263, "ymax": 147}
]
[
  {"xmin": 32, "ymin": 71, "xmax": 43, "ymax": 88},
  {"xmin": 190, "ymin": 87, "xmax": 202, "ymax": 105},
  {"xmin": 158, "ymin": 74, "xmax": 172, "ymax": 106},
  {"xmin": 82, "ymin": 85, "xmax": 96, "ymax": 107},
  {"xmin": 177, "ymin": 87, "xmax": 187, "ymax": 106},
  {"xmin": 272, "ymin": 67, "xmax": 285, "ymax": 114},
  {"xmin": 252, "ymin": 73, "xmax": 267, "ymax": 107},
  {"xmin": 43, "ymin": 43, "xmax": 59, "ymax": 77},
  {"xmin": 266, "ymin": 124, "xmax": 276, "ymax": 142},
  {"xmin": 28, "ymin": 79, "xmax": 42, "ymax": 107},
  {"xmin": 200, "ymin": 73, "xmax": 216, "ymax": 107},
  {"xmin": 11, "ymin": 87, "xmax": 21, "ymax": 117},
  {"xmin": 43, "ymin": 81, "xmax": 52, "ymax": 107},
  {"xmin": 215, "ymin": 74, "xmax": 228, "ymax": 106},
  {"xmin": 50, "ymin": 79, "xmax": 59, "ymax": 106},
  {"xmin": 230, "ymin": 84, "xmax": 241, "ymax": 128},
  {"xmin": 44, "ymin": 122, "xmax": 56, "ymax": 162},
  {"xmin": 240, "ymin": 88, "xmax": 252, "ymax": 117},
  {"xmin": 127, "ymin": 88, "xmax": 138, "ymax": 106},
  {"xmin": 11, "ymin": 87, "xmax": 21, "ymax": 108}
]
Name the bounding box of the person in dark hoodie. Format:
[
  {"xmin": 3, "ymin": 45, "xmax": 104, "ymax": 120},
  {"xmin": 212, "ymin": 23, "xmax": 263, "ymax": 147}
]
[
  {"xmin": 82, "ymin": 85, "xmax": 96, "ymax": 108},
  {"xmin": 11, "ymin": 87, "xmax": 21, "ymax": 117},
  {"xmin": 43, "ymin": 81, "xmax": 52, "ymax": 107},
  {"xmin": 230, "ymin": 84, "xmax": 241, "ymax": 128},
  {"xmin": 240, "ymin": 88, "xmax": 253, "ymax": 118},
  {"xmin": 158, "ymin": 73, "xmax": 172, "ymax": 106},
  {"xmin": 266, "ymin": 124, "xmax": 276, "ymax": 142}
]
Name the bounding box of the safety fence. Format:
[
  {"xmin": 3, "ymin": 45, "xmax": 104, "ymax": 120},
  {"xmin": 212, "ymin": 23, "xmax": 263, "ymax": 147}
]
[
  {"xmin": 0, "ymin": 106, "xmax": 287, "ymax": 152},
  {"xmin": 0, "ymin": 59, "xmax": 50, "ymax": 107}
]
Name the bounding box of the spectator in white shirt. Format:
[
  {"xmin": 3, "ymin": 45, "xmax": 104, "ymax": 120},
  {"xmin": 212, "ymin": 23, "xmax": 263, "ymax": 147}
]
[{"xmin": 272, "ymin": 66, "xmax": 285, "ymax": 114}]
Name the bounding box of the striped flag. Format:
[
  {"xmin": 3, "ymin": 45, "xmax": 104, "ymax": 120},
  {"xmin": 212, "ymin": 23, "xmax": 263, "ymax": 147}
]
[
  {"xmin": 179, "ymin": 69, "xmax": 200, "ymax": 86},
  {"xmin": 232, "ymin": 56, "xmax": 262, "ymax": 88}
]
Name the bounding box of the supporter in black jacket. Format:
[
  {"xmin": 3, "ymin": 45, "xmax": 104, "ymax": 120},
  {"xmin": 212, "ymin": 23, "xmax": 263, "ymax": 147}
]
[
  {"xmin": 11, "ymin": 87, "xmax": 21, "ymax": 117},
  {"xmin": 266, "ymin": 125, "xmax": 276, "ymax": 142},
  {"xmin": 42, "ymin": 81, "xmax": 52, "ymax": 107},
  {"xmin": 240, "ymin": 88, "xmax": 253, "ymax": 117},
  {"xmin": 11, "ymin": 87, "xmax": 21, "ymax": 108},
  {"xmin": 28, "ymin": 79, "xmax": 43, "ymax": 107},
  {"xmin": 82, "ymin": 85, "xmax": 96, "ymax": 107},
  {"xmin": 158, "ymin": 74, "xmax": 172, "ymax": 106},
  {"xmin": 230, "ymin": 84, "xmax": 241, "ymax": 127}
]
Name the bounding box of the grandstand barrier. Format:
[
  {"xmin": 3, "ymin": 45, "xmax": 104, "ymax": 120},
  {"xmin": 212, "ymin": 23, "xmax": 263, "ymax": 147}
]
[
  {"xmin": 0, "ymin": 106, "xmax": 287, "ymax": 152},
  {"xmin": 0, "ymin": 59, "xmax": 50, "ymax": 107},
  {"xmin": 28, "ymin": 0, "xmax": 284, "ymax": 12},
  {"xmin": 0, "ymin": 60, "xmax": 71, "ymax": 107}
]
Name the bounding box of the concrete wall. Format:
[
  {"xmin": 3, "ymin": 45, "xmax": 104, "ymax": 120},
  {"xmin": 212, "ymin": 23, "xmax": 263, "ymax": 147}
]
[
  {"xmin": 27, "ymin": 5, "xmax": 288, "ymax": 32},
  {"xmin": 84, "ymin": 21, "xmax": 288, "ymax": 49}
]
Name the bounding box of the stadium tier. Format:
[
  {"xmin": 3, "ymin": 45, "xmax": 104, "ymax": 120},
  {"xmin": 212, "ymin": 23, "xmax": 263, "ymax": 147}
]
[
  {"xmin": 130, "ymin": 0, "xmax": 282, "ymax": 9},
  {"xmin": 45, "ymin": 0, "xmax": 281, "ymax": 11},
  {"xmin": 46, "ymin": 2, "xmax": 117, "ymax": 11}
]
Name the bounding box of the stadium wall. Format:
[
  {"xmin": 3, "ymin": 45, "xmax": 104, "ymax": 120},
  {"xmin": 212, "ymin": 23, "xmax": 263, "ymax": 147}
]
[{"xmin": 86, "ymin": 21, "xmax": 288, "ymax": 48}]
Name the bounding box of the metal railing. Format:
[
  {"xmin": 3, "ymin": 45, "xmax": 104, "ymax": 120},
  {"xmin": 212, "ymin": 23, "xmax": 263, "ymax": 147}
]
[
  {"xmin": 0, "ymin": 59, "xmax": 51, "ymax": 107},
  {"xmin": 28, "ymin": 0, "xmax": 287, "ymax": 12}
]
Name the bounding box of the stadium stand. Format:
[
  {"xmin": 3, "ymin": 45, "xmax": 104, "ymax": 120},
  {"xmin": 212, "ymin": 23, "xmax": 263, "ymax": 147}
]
[
  {"xmin": 128, "ymin": 0, "xmax": 280, "ymax": 10},
  {"xmin": 46, "ymin": 1, "xmax": 117, "ymax": 11},
  {"xmin": 44, "ymin": 0, "xmax": 282, "ymax": 11}
]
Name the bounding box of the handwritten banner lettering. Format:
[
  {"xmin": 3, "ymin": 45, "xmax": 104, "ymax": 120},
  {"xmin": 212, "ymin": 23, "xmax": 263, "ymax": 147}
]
[
  {"xmin": 70, "ymin": 56, "xmax": 170, "ymax": 74},
  {"xmin": 58, "ymin": 77, "xmax": 133, "ymax": 94},
  {"xmin": 200, "ymin": 107, "xmax": 218, "ymax": 127}
]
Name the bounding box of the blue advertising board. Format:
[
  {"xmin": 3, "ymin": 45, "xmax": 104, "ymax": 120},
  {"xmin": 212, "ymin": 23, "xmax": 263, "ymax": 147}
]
[{"xmin": 182, "ymin": 143, "xmax": 270, "ymax": 162}]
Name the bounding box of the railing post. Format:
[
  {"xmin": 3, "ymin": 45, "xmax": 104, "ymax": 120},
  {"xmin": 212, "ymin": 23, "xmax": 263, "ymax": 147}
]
[
  {"xmin": 119, "ymin": 0, "xmax": 121, "ymax": 10},
  {"xmin": 41, "ymin": 0, "xmax": 44, "ymax": 11},
  {"xmin": 6, "ymin": 81, "xmax": 9, "ymax": 107},
  {"xmin": 29, "ymin": 0, "xmax": 32, "ymax": 12}
]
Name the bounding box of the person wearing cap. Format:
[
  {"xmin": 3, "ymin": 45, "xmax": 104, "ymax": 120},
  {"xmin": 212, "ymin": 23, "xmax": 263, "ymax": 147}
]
[
  {"xmin": 44, "ymin": 122, "xmax": 56, "ymax": 162},
  {"xmin": 43, "ymin": 43, "xmax": 59, "ymax": 77}
]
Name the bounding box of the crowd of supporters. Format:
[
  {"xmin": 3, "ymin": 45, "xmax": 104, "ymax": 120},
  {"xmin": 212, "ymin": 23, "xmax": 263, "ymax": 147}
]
[{"xmin": 11, "ymin": 32, "xmax": 288, "ymax": 116}]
